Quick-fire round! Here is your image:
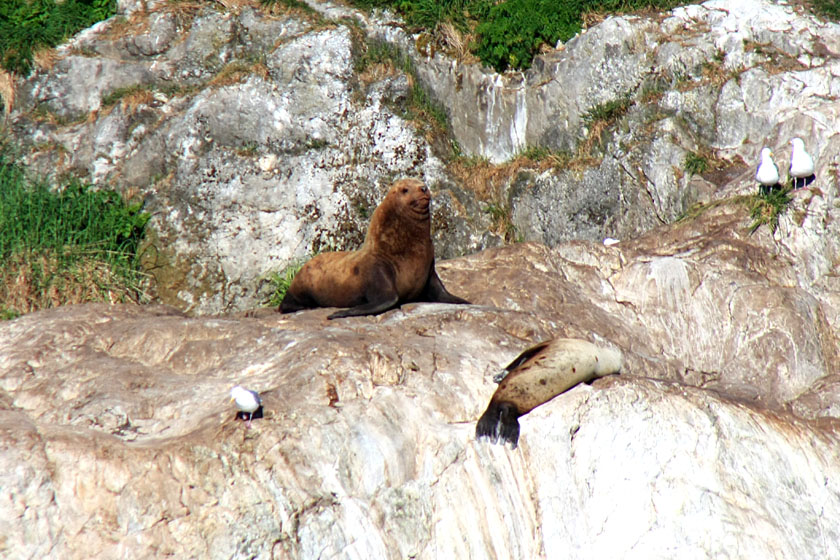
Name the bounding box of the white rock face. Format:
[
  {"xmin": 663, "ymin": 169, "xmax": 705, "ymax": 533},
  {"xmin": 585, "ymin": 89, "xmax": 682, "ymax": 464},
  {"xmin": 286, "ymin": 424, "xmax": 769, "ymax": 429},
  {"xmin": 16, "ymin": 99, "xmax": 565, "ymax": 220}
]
[
  {"xmin": 364, "ymin": 0, "xmax": 840, "ymax": 244},
  {"xmin": 1, "ymin": 199, "xmax": 839, "ymax": 558},
  {"xmin": 12, "ymin": 6, "xmax": 499, "ymax": 315}
]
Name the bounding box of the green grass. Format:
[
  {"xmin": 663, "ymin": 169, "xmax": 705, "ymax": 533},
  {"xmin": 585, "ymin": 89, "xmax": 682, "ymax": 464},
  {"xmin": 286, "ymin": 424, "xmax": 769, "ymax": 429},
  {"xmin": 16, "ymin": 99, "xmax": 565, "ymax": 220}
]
[
  {"xmin": 0, "ymin": 140, "xmax": 150, "ymax": 316},
  {"xmin": 582, "ymin": 96, "xmax": 632, "ymax": 125},
  {"xmin": 684, "ymin": 151, "xmax": 708, "ymax": 176},
  {"xmin": 0, "ymin": 0, "xmax": 117, "ymax": 75},
  {"xmin": 749, "ymin": 186, "xmax": 792, "ymax": 234},
  {"xmin": 809, "ymin": 0, "xmax": 840, "ymax": 20},
  {"xmin": 348, "ymin": 0, "xmax": 692, "ymax": 72},
  {"xmin": 265, "ymin": 259, "xmax": 307, "ymax": 307},
  {"xmin": 356, "ymin": 38, "xmax": 451, "ymax": 132}
]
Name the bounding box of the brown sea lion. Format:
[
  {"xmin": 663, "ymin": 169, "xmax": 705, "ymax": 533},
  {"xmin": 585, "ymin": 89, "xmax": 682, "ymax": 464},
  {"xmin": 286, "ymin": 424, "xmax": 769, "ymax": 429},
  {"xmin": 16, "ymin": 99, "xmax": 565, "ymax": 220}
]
[
  {"xmin": 280, "ymin": 178, "xmax": 469, "ymax": 319},
  {"xmin": 475, "ymin": 338, "xmax": 623, "ymax": 449}
]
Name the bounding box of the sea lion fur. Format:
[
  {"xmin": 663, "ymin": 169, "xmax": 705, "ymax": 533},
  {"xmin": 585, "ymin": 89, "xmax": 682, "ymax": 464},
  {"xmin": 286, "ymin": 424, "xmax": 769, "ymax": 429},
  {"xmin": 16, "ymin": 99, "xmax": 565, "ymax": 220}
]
[
  {"xmin": 280, "ymin": 178, "xmax": 469, "ymax": 319},
  {"xmin": 475, "ymin": 338, "xmax": 623, "ymax": 449}
]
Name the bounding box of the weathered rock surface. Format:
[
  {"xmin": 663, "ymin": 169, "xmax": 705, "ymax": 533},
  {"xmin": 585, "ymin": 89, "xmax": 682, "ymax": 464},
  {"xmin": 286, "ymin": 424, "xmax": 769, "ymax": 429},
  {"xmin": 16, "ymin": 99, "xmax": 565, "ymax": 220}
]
[
  {"xmin": 2, "ymin": 181, "xmax": 840, "ymax": 557},
  {"xmin": 371, "ymin": 0, "xmax": 840, "ymax": 241},
  {"xmin": 7, "ymin": 0, "xmax": 840, "ymax": 314},
  {"xmin": 9, "ymin": 2, "xmax": 500, "ymax": 314},
  {"xmin": 4, "ymin": 2, "xmax": 840, "ymax": 554}
]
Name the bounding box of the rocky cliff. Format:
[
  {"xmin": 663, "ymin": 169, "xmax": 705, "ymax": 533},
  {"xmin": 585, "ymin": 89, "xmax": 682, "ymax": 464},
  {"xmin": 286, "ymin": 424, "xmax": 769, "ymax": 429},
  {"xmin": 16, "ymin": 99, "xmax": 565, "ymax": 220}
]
[{"xmin": 3, "ymin": 0, "xmax": 840, "ymax": 558}]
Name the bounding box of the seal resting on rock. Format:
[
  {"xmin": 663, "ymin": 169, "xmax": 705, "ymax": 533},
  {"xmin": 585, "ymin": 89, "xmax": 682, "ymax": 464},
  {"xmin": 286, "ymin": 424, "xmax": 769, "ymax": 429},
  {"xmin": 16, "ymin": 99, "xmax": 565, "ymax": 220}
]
[
  {"xmin": 476, "ymin": 338, "xmax": 623, "ymax": 449},
  {"xmin": 280, "ymin": 178, "xmax": 469, "ymax": 319}
]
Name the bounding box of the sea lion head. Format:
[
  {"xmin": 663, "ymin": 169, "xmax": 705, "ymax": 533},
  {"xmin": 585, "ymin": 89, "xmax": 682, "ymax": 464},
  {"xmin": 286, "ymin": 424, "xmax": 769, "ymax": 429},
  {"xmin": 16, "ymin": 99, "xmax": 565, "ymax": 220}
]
[{"xmin": 387, "ymin": 178, "xmax": 431, "ymax": 219}]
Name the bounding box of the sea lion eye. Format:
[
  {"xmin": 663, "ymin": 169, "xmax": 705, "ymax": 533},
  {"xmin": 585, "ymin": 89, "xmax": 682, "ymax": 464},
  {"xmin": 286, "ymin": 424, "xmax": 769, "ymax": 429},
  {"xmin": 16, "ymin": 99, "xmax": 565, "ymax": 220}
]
[{"xmin": 401, "ymin": 187, "xmax": 408, "ymax": 194}]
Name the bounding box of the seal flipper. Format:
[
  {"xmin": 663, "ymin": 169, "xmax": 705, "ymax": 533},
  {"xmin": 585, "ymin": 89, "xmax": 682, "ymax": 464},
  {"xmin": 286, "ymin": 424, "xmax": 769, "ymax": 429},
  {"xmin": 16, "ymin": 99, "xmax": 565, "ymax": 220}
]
[
  {"xmin": 475, "ymin": 401, "xmax": 521, "ymax": 449},
  {"xmin": 421, "ymin": 264, "xmax": 470, "ymax": 305}
]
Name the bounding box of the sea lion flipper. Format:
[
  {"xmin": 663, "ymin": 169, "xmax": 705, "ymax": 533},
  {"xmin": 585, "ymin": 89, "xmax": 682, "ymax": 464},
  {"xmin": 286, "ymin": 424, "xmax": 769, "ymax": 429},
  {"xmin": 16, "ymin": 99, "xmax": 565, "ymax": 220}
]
[
  {"xmin": 421, "ymin": 265, "xmax": 470, "ymax": 305},
  {"xmin": 475, "ymin": 401, "xmax": 521, "ymax": 448},
  {"xmin": 327, "ymin": 294, "xmax": 400, "ymax": 319}
]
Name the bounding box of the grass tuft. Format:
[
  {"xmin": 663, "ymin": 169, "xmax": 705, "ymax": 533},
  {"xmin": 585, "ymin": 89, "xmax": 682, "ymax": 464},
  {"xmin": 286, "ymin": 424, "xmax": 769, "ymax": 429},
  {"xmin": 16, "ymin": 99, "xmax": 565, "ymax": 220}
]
[
  {"xmin": 684, "ymin": 151, "xmax": 708, "ymax": 176},
  {"xmin": 749, "ymin": 187, "xmax": 792, "ymax": 234},
  {"xmin": 0, "ymin": 140, "xmax": 150, "ymax": 317},
  {"xmin": 264, "ymin": 259, "xmax": 307, "ymax": 307}
]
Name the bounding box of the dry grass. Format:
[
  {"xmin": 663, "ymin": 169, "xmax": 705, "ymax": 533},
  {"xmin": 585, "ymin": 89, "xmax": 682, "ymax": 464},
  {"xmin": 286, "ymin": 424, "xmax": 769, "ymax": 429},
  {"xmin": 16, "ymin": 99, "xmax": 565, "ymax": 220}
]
[
  {"xmin": 358, "ymin": 59, "xmax": 399, "ymax": 85},
  {"xmin": 32, "ymin": 47, "xmax": 59, "ymax": 71},
  {"xmin": 700, "ymin": 60, "xmax": 731, "ymax": 86},
  {"xmin": 435, "ymin": 21, "xmax": 474, "ymax": 61},
  {"xmin": 581, "ymin": 10, "xmax": 608, "ymax": 29},
  {"xmin": 744, "ymin": 41, "xmax": 808, "ymax": 75},
  {"xmin": 0, "ymin": 251, "xmax": 145, "ymax": 314},
  {"xmin": 448, "ymin": 157, "xmax": 510, "ymax": 201},
  {"xmin": 164, "ymin": 0, "xmax": 206, "ymax": 29},
  {"xmin": 209, "ymin": 59, "xmax": 270, "ymax": 87},
  {"xmin": 578, "ymin": 118, "xmax": 610, "ymax": 159},
  {"xmin": 214, "ymin": 0, "xmax": 258, "ymax": 11},
  {"xmin": 0, "ymin": 70, "xmax": 14, "ymax": 117},
  {"xmin": 98, "ymin": 13, "xmax": 150, "ymax": 42},
  {"xmin": 448, "ymin": 147, "xmax": 587, "ymax": 202},
  {"xmin": 119, "ymin": 88, "xmax": 156, "ymax": 116}
]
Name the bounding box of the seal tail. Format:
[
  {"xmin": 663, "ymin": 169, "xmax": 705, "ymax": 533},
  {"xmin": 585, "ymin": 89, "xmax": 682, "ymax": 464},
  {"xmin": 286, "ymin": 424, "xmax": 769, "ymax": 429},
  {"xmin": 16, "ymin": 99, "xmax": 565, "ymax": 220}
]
[{"xmin": 475, "ymin": 401, "xmax": 521, "ymax": 449}]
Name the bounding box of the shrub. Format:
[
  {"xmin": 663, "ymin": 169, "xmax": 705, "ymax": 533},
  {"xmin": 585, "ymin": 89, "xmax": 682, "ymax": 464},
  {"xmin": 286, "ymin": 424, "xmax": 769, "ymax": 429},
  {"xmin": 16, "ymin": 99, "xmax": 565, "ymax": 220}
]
[
  {"xmin": 473, "ymin": 0, "xmax": 581, "ymax": 72},
  {"xmin": 810, "ymin": 0, "xmax": 840, "ymax": 20}
]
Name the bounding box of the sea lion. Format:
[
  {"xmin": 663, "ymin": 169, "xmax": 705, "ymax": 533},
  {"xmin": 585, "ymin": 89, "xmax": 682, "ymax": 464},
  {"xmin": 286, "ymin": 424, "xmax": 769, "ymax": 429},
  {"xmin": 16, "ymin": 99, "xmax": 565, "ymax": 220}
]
[
  {"xmin": 280, "ymin": 178, "xmax": 469, "ymax": 319},
  {"xmin": 475, "ymin": 338, "xmax": 623, "ymax": 449}
]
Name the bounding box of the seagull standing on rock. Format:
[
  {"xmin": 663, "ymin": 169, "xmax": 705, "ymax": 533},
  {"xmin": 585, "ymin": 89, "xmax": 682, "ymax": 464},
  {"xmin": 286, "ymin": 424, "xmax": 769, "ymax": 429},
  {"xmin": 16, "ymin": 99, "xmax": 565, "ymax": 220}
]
[
  {"xmin": 756, "ymin": 147, "xmax": 780, "ymax": 194},
  {"xmin": 230, "ymin": 385, "xmax": 261, "ymax": 428},
  {"xmin": 790, "ymin": 137, "xmax": 815, "ymax": 189}
]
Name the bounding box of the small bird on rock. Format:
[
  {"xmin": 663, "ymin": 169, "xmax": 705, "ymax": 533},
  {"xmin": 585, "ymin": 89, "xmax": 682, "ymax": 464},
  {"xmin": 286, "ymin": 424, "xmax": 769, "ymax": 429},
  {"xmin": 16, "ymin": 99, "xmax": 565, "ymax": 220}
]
[
  {"xmin": 756, "ymin": 147, "xmax": 780, "ymax": 194},
  {"xmin": 789, "ymin": 137, "xmax": 815, "ymax": 189},
  {"xmin": 230, "ymin": 385, "xmax": 261, "ymax": 428}
]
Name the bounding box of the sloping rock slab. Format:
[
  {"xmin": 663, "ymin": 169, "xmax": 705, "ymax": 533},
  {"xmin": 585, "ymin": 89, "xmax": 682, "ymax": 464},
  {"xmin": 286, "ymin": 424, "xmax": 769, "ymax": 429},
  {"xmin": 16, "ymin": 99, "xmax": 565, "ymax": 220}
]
[{"xmin": 2, "ymin": 217, "xmax": 839, "ymax": 557}]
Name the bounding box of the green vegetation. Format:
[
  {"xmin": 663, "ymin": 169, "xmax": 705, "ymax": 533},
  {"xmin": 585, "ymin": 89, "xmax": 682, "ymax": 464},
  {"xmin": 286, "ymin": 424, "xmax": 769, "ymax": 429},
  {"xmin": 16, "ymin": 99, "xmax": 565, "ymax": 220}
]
[
  {"xmin": 348, "ymin": 0, "xmax": 690, "ymax": 72},
  {"xmin": 259, "ymin": 0, "xmax": 318, "ymax": 13},
  {"xmin": 749, "ymin": 186, "xmax": 793, "ymax": 234},
  {"xmin": 810, "ymin": 0, "xmax": 840, "ymax": 20},
  {"xmin": 0, "ymin": 0, "xmax": 117, "ymax": 75},
  {"xmin": 473, "ymin": 0, "xmax": 579, "ymax": 72},
  {"xmin": 684, "ymin": 151, "xmax": 708, "ymax": 176},
  {"xmin": 356, "ymin": 39, "xmax": 451, "ymax": 132},
  {"xmin": 265, "ymin": 260, "xmax": 307, "ymax": 307},
  {"xmin": 0, "ymin": 141, "xmax": 150, "ymax": 317},
  {"xmin": 582, "ymin": 96, "xmax": 632, "ymax": 125},
  {"xmin": 484, "ymin": 202, "xmax": 522, "ymax": 242}
]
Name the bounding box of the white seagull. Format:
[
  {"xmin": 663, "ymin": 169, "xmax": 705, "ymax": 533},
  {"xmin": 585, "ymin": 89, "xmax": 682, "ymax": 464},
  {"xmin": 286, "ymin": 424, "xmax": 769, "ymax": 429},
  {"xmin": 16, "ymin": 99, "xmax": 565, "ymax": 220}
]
[
  {"xmin": 789, "ymin": 137, "xmax": 815, "ymax": 189},
  {"xmin": 230, "ymin": 385, "xmax": 261, "ymax": 428},
  {"xmin": 756, "ymin": 147, "xmax": 780, "ymax": 192}
]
